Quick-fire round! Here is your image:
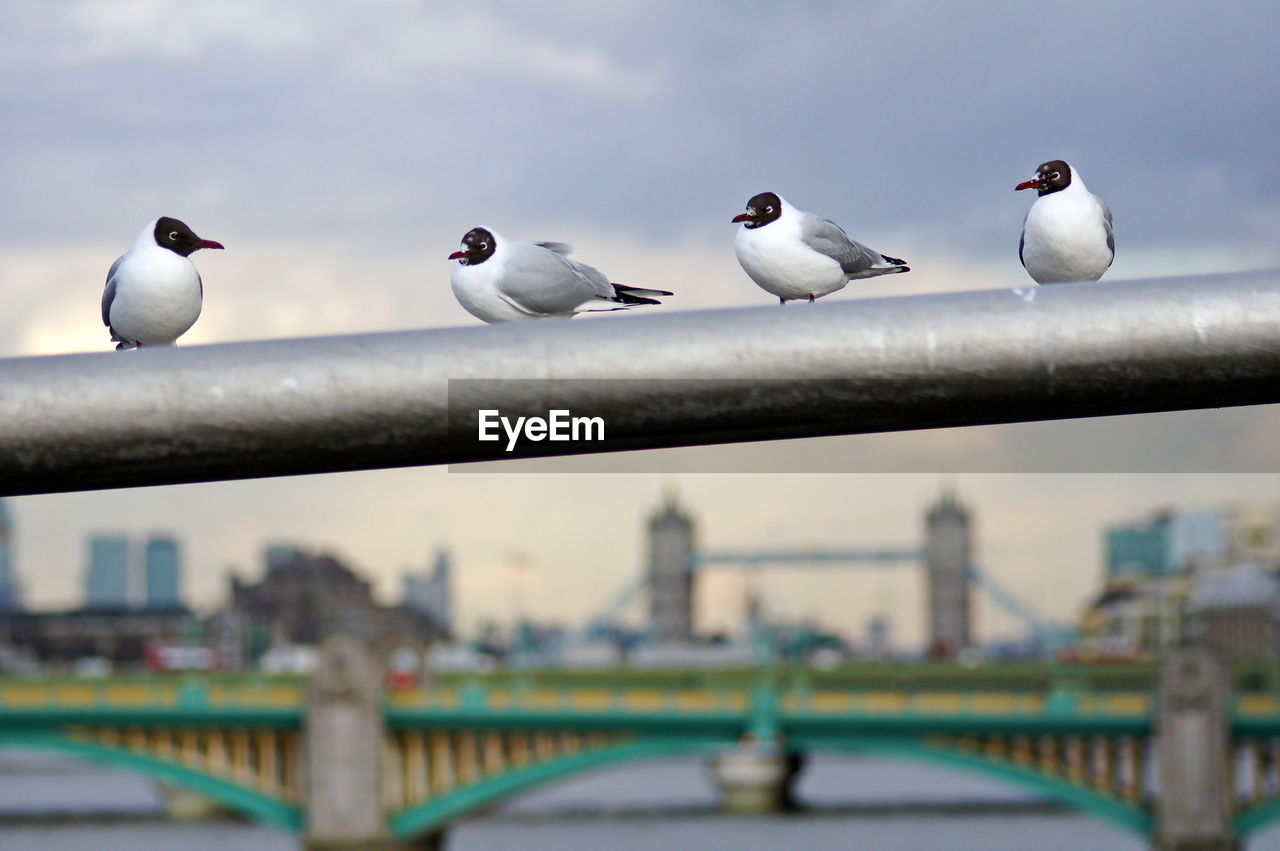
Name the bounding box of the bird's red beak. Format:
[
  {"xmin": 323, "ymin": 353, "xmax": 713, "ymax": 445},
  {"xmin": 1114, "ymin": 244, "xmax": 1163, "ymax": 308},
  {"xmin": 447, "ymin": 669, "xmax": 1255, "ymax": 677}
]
[
  {"xmin": 731, "ymin": 213, "xmax": 752, "ymax": 223},
  {"xmin": 195, "ymin": 239, "xmax": 224, "ymax": 250},
  {"xmin": 448, "ymin": 250, "xmax": 466, "ymax": 260},
  {"xmin": 1014, "ymin": 179, "xmax": 1040, "ymax": 192}
]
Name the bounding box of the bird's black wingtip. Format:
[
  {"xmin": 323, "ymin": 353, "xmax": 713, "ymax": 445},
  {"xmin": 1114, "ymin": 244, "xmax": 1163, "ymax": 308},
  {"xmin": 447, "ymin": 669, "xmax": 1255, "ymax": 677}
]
[
  {"xmin": 882, "ymin": 255, "xmax": 908, "ymax": 267},
  {"xmin": 611, "ymin": 283, "xmax": 674, "ymax": 305}
]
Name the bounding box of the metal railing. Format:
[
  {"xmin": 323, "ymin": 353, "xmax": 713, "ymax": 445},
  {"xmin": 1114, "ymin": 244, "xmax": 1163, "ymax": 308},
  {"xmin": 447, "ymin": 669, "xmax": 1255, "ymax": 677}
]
[{"xmin": 2, "ymin": 270, "xmax": 1278, "ymax": 495}]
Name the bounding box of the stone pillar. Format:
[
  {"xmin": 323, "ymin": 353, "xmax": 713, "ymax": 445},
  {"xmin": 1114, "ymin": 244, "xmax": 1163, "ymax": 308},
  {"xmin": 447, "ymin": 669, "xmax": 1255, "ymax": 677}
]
[
  {"xmin": 1155, "ymin": 646, "xmax": 1239, "ymax": 851},
  {"xmin": 303, "ymin": 635, "xmax": 444, "ymax": 851},
  {"xmin": 708, "ymin": 742, "xmax": 805, "ymax": 813}
]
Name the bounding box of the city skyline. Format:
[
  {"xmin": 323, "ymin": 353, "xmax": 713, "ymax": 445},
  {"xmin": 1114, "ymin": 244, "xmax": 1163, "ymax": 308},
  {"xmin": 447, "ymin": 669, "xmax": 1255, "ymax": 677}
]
[{"xmin": 7, "ymin": 475, "xmax": 1279, "ymax": 648}]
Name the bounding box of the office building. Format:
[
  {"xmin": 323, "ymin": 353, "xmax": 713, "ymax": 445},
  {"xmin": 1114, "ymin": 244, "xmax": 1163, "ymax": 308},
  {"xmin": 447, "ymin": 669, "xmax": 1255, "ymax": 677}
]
[
  {"xmin": 144, "ymin": 535, "xmax": 182, "ymax": 609},
  {"xmin": 0, "ymin": 500, "xmax": 19, "ymax": 611},
  {"xmin": 86, "ymin": 535, "xmax": 131, "ymax": 608},
  {"xmin": 404, "ymin": 549, "xmax": 453, "ymax": 637}
]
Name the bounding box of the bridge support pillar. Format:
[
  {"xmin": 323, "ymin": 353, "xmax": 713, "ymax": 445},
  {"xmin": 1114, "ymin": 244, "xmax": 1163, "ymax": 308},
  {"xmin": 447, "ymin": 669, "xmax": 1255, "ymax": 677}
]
[
  {"xmin": 708, "ymin": 745, "xmax": 804, "ymax": 813},
  {"xmin": 303, "ymin": 635, "xmax": 445, "ymax": 851},
  {"xmin": 304, "ymin": 838, "xmax": 444, "ymax": 851},
  {"xmin": 1155, "ymin": 646, "xmax": 1239, "ymax": 851}
]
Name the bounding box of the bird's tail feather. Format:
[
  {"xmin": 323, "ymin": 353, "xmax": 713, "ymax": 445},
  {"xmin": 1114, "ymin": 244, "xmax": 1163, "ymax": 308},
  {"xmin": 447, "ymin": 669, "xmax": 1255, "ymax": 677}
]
[
  {"xmin": 611, "ymin": 283, "xmax": 673, "ymax": 306},
  {"xmin": 578, "ymin": 299, "xmax": 631, "ymax": 313},
  {"xmin": 846, "ymin": 261, "xmax": 910, "ymax": 280}
]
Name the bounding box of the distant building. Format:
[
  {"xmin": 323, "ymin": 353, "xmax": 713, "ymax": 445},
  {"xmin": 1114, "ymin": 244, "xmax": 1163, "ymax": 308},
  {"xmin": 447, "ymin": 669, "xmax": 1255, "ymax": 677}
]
[
  {"xmin": 1106, "ymin": 513, "xmax": 1176, "ymax": 578},
  {"xmin": 1105, "ymin": 505, "xmax": 1279, "ymax": 580},
  {"xmin": 1189, "ymin": 562, "xmax": 1280, "ymax": 660},
  {"xmin": 865, "ymin": 613, "xmax": 890, "ymax": 661},
  {"xmin": 228, "ymin": 548, "xmax": 446, "ymax": 657},
  {"xmin": 144, "ymin": 535, "xmax": 182, "ymax": 609},
  {"xmin": 1079, "ymin": 577, "xmax": 1191, "ymax": 655},
  {"xmin": 404, "ymin": 549, "xmax": 453, "ymax": 637},
  {"xmin": 1083, "ymin": 502, "xmax": 1280, "ymax": 656},
  {"xmin": 924, "ymin": 488, "xmax": 972, "ymax": 655},
  {"xmin": 1227, "ymin": 504, "xmax": 1280, "ymax": 566},
  {"xmin": 0, "ymin": 499, "xmax": 20, "ymax": 611},
  {"xmin": 0, "ymin": 608, "xmax": 197, "ymax": 667},
  {"xmin": 647, "ymin": 491, "xmax": 695, "ymax": 644},
  {"xmin": 1169, "ymin": 509, "xmax": 1230, "ymax": 572},
  {"xmin": 264, "ymin": 542, "xmax": 307, "ymax": 574},
  {"xmin": 86, "ymin": 535, "xmax": 132, "ymax": 608}
]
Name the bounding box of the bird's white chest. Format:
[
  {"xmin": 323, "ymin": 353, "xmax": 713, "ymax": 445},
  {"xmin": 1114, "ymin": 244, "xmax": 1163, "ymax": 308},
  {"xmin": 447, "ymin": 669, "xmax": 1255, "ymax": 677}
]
[
  {"xmin": 451, "ymin": 259, "xmax": 540, "ymax": 324},
  {"xmin": 108, "ymin": 248, "xmax": 203, "ymax": 344},
  {"xmin": 1021, "ymin": 192, "xmax": 1112, "ymax": 284},
  {"xmin": 735, "ymin": 220, "xmax": 846, "ymax": 299}
]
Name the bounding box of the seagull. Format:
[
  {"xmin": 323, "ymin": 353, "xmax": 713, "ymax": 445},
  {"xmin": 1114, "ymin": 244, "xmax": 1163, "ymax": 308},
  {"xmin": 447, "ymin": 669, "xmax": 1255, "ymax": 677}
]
[
  {"xmin": 732, "ymin": 192, "xmax": 909, "ymax": 304},
  {"xmin": 1016, "ymin": 159, "xmax": 1114, "ymax": 284},
  {"xmin": 448, "ymin": 227, "xmax": 672, "ymax": 324},
  {"xmin": 102, "ymin": 217, "xmax": 223, "ymax": 350}
]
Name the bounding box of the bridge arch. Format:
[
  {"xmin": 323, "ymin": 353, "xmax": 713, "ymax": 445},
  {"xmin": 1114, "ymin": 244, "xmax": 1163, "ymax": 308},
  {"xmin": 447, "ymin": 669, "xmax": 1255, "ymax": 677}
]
[
  {"xmin": 390, "ymin": 734, "xmax": 1153, "ymax": 841},
  {"xmin": 390, "ymin": 738, "xmax": 727, "ymax": 838},
  {"xmin": 1237, "ymin": 799, "xmax": 1280, "ymax": 838},
  {"xmin": 817, "ymin": 737, "xmax": 1151, "ymax": 838},
  {"xmin": 0, "ymin": 731, "xmax": 301, "ymax": 833}
]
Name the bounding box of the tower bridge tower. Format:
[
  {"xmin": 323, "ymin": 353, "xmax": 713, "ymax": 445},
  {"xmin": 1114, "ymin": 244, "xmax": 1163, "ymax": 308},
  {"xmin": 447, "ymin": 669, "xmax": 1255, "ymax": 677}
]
[
  {"xmin": 924, "ymin": 487, "xmax": 973, "ymax": 655},
  {"xmin": 647, "ymin": 490, "xmax": 696, "ymax": 643}
]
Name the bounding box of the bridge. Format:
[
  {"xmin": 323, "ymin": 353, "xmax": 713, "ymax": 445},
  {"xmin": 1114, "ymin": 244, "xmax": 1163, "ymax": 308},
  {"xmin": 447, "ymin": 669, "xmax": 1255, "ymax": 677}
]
[{"xmin": 0, "ymin": 639, "xmax": 1272, "ymax": 850}]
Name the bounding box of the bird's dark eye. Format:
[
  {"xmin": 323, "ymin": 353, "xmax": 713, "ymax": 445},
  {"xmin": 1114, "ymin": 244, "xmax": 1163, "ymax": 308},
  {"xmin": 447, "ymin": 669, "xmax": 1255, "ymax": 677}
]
[
  {"xmin": 479, "ymin": 242, "xmax": 488, "ymax": 250},
  {"xmin": 1051, "ymin": 172, "xmax": 1060, "ymax": 180},
  {"xmin": 169, "ymin": 231, "xmax": 180, "ymax": 240},
  {"xmin": 765, "ymin": 206, "xmax": 774, "ymax": 214}
]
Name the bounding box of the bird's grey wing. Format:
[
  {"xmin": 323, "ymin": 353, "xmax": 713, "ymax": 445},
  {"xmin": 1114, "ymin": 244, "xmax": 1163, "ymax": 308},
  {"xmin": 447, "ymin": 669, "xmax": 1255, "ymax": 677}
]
[
  {"xmin": 532, "ymin": 242, "xmax": 574, "ymax": 256},
  {"xmin": 198, "ymin": 271, "xmax": 203, "ymax": 298},
  {"xmin": 800, "ymin": 215, "xmax": 883, "ymax": 275},
  {"xmin": 564, "ymin": 258, "xmax": 617, "ymax": 300},
  {"xmin": 1101, "ymin": 202, "xmax": 1115, "ymax": 265},
  {"xmin": 1019, "ymin": 229, "xmax": 1027, "ymax": 270},
  {"xmin": 496, "ymin": 245, "xmax": 604, "ymax": 315},
  {"xmin": 101, "ymin": 256, "xmax": 123, "ymax": 326}
]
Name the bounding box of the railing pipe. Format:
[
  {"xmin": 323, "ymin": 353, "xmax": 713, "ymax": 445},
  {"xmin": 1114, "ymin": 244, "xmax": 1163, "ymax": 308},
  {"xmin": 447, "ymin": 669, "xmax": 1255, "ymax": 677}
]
[{"xmin": 1, "ymin": 270, "xmax": 1278, "ymax": 495}]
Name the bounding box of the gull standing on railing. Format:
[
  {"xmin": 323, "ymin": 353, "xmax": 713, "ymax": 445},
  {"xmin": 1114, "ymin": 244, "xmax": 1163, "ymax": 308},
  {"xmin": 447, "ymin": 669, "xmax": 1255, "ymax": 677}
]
[
  {"xmin": 101, "ymin": 216, "xmax": 224, "ymax": 350},
  {"xmin": 1016, "ymin": 159, "xmax": 1114, "ymax": 284},
  {"xmin": 732, "ymin": 191, "xmax": 910, "ymax": 304}
]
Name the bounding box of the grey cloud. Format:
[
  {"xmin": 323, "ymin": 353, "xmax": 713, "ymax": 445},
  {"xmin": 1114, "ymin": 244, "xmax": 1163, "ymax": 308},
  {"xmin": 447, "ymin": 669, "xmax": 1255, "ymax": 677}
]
[{"xmin": 2, "ymin": 1, "xmax": 1278, "ymax": 263}]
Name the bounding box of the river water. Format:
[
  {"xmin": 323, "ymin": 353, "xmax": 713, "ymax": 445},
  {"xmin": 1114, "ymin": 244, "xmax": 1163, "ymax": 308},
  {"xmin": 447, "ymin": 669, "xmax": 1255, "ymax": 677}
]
[{"xmin": 1, "ymin": 749, "xmax": 1276, "ymax": 850}]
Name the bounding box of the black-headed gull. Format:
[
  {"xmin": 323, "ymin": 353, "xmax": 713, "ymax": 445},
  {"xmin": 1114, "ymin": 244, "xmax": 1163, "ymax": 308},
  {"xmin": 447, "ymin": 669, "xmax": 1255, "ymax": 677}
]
[
  {"xmin": 102, "ymin": 217, "xmax": 223, "ymax": 350},
  {"xmin": 732, "ymin": 192, "xmax": 909, "ymax": 304},
  {"xmin": 448, "ymin": 227, "xmax": 672, "ymax": 324},
  {"xmin": 1016, "ymin": 160, "xmax": 1114, "ymax": 284}
]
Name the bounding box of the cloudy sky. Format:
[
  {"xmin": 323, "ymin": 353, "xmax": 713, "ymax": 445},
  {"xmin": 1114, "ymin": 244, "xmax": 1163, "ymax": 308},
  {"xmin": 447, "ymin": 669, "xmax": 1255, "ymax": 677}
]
[{"xmin": 1, "ymin": 2, "xmax": 1278, "ymax": 647}]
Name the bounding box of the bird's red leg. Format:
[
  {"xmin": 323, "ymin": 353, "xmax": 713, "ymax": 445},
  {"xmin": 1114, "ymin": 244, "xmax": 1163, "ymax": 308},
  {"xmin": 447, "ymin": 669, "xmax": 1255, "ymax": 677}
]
[
  {"xmin": 808, "ymin": 294, "xmax": 815, "ymax": 303},
  {"xmin": 779, "ymin": 297, "xmax": 786, "ymax": 305}
]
